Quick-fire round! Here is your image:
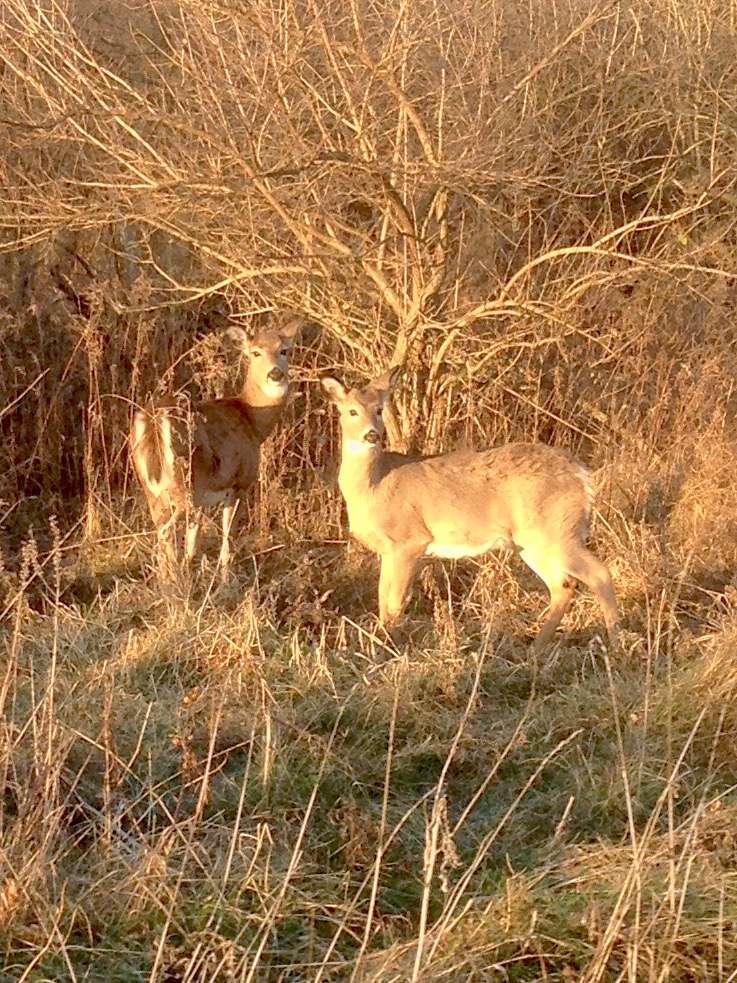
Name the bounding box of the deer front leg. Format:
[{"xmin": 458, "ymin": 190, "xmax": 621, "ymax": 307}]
[
  {"xmin": 378, "ymin": 547, "xmax": 422, "ymax": 627},
  {"xmin": 218, "ymin": 496, "xmax": 240, "ymax": 583},
  {"xmin": 184, "ymin": 507, "xmax": 204, "ymax": 566}
]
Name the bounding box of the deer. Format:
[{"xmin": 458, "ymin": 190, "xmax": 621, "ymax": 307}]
[
  {"xmin": 321, "ymin": 366, "xmax": 620, "ymax": 651},
  {"xmin": 130, "ymin": 315, "xmax": 301, "ymax": 581}
]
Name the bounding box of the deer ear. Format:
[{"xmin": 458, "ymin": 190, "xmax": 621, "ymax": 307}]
[
  {"xmin": 370, "ymin": 364, "xmax": 401, "ymax": 394},
  {"xmin": 225, "ymin": 325, "xmax": 253, "ymax": 350},
  {"xmin": 321, "ymin": 375, "xmax": 347, "ymax": 404},
  {"xmin": 280, "ymin": 316, "xmax": 301, "ymax": 341}
]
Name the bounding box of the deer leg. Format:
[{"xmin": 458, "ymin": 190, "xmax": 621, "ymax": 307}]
[
  {"xmin": 184, "ymin": 507, "xmax": 204, "ymax": 566},
  {"xmin": 378, "ymin": 548, "xmax": 422, "ymax": 626},
  {"xmin": 519, "ymin": 548, "xmax": 577, "ymax": 652},
  {"xmin": 156, "ymin": 508, "xmax": 180, "ymax": 580},
  {"xmin": 563, "ymin": 548, "xmax": 621, "ymax": 649},
  {"xmin": 218, "ymin": 497, "xmax": 240, "ymax": 583}
]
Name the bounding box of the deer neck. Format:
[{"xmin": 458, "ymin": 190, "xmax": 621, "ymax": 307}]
[
  {"xmin": 238, "ymin": 373, "xmax": 288, "ymax": 443},
  {"xmin": 338, "ymin": 440, "xmax": 383, "ymax": 499}
]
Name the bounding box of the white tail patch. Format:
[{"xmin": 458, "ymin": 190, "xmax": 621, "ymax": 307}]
[
  {"xmin": 159, "ymin": 415, "xmax": 175, "ymax": 477},
  {"xmin": 132, "ymin": 410, "xmax": 174, "ymax": 498},
  {"xmin": 575, "ymin": 462, "xmax": 595, "ymax": 515},
  {"xmin": 578, "ymin": 464, "xmax": 596, "ymax": 507}
]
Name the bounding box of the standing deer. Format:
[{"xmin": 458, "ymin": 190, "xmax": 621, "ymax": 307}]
[
  {"xmin": 130, "ymin": 315, "xmax": 300, "ymax": 580},
  {"xmin": 321, "ymin": 366, "xmax": 620, "ymax": 650}
]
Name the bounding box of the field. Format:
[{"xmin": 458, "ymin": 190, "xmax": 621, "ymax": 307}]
[{"xmin": 3, "ymin": 0, "xmax": 737, "ymax": 979}]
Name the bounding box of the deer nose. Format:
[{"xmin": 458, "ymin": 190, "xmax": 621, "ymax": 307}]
[
  {"xmin": 364, "ymin": 430, "xmax": 381, "ymax": 445},
  {"xmin": 268, "ymin": 367, "xmax": 285, "ymax": 383}
]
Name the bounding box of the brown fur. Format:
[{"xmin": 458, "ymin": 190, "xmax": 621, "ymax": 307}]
[
  {"xmin": 130, "ymin": 316, "xmax": 300, "ymax": 578},
  {"xmin": 322, "ymin": 367, "xmax": 620, "ymax": 650}
]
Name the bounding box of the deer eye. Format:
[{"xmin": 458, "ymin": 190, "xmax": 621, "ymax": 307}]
[
  {"xmin": 280, "ymin": 348, "xmax": 289, "ymax": 356},
  {"xmin": 251, "ymin": 350, "xmax": 262, "ymax": 358},
  {"xmin": 349, "ymin": 409, "xmax": 358, "ymax": 417}
]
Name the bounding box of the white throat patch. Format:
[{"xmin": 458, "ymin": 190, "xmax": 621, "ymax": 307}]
[
  {"xmin": 262, "ymin": 378, "xmax": 288, "ymax": 399},
  {"xmin": 344, "ymin": 438, "xmax": 378, "ymax": 456}
]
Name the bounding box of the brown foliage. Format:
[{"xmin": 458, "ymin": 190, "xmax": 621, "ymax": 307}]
[{"xmin": 1, "ymin": 0, "xmax": 736, "ymax": 539}]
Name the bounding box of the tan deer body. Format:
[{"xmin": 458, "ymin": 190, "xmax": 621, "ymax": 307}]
[
  {"xmin": 130, "ymin": 317, "xmax": 299, "ymax": 579},
  {"xmin": 322, "ymin": 368, "xmax": 619, "ymax": 650}
]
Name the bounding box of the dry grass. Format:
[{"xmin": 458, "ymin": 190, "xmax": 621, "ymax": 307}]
[
  {"xmin": 2, "ymin": 465, "xmax": 737, "ymax": 980},
  {"xmin": 3, "ymin": 0, "xmax": 737, "ymax": 979}
]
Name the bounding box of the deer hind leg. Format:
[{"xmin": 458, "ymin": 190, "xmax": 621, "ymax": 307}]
[
  {"xmin": 155, "ymin": 505, "xmax": 181, "ymax": 580},
  {"xmin": 378, "ymin": 548, "xmax": 422, "ymax": 627},
  {"xmin": 218, "ymin": 497, "xmax": 240, "ymax": 584},
  {"xmin": 519, "ymin": 547, "xmax": 577, "ymax": 652},
  {"xmin": 563, "ymin": 547, "xmax": 620, "ymax": 649}
]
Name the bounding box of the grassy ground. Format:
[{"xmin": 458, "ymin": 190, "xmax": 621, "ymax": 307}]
[{"xmin": 2, "ymin": 450, "xmax": 737, "ymax": 981}]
